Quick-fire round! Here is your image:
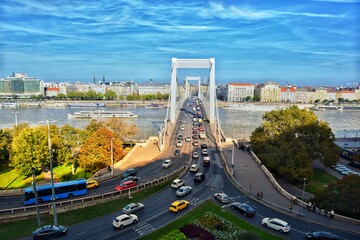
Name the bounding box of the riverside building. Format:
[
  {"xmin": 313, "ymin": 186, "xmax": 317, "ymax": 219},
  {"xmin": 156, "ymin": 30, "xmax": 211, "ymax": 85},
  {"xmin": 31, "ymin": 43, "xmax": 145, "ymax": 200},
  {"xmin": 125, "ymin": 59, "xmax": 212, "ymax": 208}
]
[{"xmin": 0, "ymin": 73, "xmax": 44, "ymax": 98}]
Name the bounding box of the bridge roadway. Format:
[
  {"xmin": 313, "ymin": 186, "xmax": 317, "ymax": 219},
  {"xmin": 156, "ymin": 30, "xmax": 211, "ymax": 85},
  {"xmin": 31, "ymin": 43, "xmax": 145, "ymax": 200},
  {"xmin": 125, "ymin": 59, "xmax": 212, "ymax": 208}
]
[{"xmin": 6, "ymin": 98, "xmax": 360, "ymax": 240}]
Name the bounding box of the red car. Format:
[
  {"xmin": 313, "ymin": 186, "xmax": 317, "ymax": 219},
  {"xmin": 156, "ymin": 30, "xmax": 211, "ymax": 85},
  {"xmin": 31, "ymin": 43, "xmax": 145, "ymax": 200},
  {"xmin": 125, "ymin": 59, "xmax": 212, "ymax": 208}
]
[
  {"xmin": 115, "ymin": 180, "xmax": 136, "ymax": 191},
  {"xmin": 198, "ymin": 127, "xmax": 204, "ymax": 131}
]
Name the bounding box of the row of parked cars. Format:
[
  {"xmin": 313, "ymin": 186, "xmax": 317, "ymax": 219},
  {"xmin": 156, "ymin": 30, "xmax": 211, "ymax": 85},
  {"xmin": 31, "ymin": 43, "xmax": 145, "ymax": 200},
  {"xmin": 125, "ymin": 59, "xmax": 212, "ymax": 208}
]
[{"xmin": 332, "ymin": 163, "xmax": 360, "ymax": 176}]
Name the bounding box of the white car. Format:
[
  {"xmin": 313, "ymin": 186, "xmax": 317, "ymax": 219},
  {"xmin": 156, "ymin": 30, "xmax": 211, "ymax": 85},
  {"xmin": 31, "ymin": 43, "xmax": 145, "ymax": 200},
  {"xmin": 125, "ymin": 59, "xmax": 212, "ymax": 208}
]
[
  {"xmin": 214, "ymin": 193, "xmax": 230, "ymax": 204},
  {"xmin": 113, "ymin": 214, "xmax": 138, "ymax": 229},
  {"xmin": 201, "ymin": 149, "xmax": 208, "ymax": 155},
  {"xmin": 190, "ymin": 164, "xmax": 199, "ymax": 172},
  {"xmin": 162, "ymin": 159, "xmax": 172, "ymax": 168},
  {"xmin": 176, "ymin": 140, "xmax": 183, "ymax": 147},
  {"xmin": 171, "ymin": 179, "xmax": 185, "ymax": 188},
  {"xmin": 192, "ymin": 151, "xmax": 199, "ymax": 159},
  {"xmin": 182, "ymin": 119, "xmax": 186, "ymax": 123},
  {"xmin": 261, "ymin": 218, "xmax": 290, "ymax": 233},
  {"xmin": 180, "ymin": 126, "xmax": 185, "ymax": 130},
  {"xmin": 185, "ymin": 137, "xmax": 191, "ymax": 142}
]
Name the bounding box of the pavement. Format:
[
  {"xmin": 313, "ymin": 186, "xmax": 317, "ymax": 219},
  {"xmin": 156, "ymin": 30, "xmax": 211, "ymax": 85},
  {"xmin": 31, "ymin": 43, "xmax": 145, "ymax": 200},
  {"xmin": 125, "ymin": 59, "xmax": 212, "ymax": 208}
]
[{"xmin": 220, "ymin": 142, "xmax": 360, "ymax": 234}]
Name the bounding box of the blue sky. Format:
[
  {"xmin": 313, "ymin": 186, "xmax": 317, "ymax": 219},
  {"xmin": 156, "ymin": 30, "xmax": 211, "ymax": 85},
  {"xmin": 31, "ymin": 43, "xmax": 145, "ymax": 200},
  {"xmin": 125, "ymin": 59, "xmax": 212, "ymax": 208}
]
[{"xmin": 1, "ymin": 0, "xmax": 359, "ymax": 86}]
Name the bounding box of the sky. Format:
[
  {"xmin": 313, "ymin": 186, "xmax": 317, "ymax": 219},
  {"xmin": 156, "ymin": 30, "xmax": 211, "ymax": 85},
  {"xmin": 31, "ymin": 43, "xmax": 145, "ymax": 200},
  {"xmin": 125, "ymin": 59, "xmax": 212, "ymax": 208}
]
[{"xmin": 1, "ymin": 0, "xmax": 359, "ymax": 86}]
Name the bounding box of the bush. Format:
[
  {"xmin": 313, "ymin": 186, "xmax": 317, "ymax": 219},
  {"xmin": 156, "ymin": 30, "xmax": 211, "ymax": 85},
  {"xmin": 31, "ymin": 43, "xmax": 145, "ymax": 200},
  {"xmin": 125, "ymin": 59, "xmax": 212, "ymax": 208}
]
[
  {"xmin": 157, "ymin": 230, "xmax": 186, "ymax": 240},
  {"xmin": 180, "ymin": 224, "xmax": 214, "ymax": 240}
]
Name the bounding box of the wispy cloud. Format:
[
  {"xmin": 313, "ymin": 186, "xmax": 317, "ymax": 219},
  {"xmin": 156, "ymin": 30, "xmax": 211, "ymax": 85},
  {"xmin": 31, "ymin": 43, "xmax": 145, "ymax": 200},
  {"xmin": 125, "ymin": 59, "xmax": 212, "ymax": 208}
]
[{"xmin": 310, "ymin": 0, "xmax": 360, "ymax": 3}]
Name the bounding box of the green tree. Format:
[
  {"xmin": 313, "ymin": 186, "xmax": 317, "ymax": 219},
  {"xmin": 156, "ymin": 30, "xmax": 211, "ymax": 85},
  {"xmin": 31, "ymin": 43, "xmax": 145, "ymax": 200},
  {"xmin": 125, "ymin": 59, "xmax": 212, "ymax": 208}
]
[
  {"xmin": 0, "ymin": 129, "xmax": 12, "ymax": 165},
  {"xmin": 314, "ymin": 175, "xmax": 360, "ymax": 219},
  {"xmin": 250, "ymin": 106, "xmax": 339, "ymax": 182},
  {"xmin": 10, "ymin": 127, "xmax": 49, "ymax": 176},
  {"xmin": 59, "ymin": 125, "xmax": 82, "ymax": 174},
  {"xmin": 85, "ymin": 90, "xmax": 100, "ymax": 100},
  {"xmin": 78, "ymin": 127, "xmax": 124, "ymax": 173},
  {"xmin": 105, "ymin": 90, "xmax": 117, "ymax": 100},
  {"xmin": 57, "ymin": 93, "xmax": 66, "ymax": 99}
]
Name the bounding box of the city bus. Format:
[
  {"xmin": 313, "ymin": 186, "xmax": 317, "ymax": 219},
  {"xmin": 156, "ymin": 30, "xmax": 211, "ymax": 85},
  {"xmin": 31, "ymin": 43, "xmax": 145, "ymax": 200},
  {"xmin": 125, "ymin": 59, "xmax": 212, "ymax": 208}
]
[{"xmin": 24, "ymin": 178, "xmax": 87, "ymax": 205}]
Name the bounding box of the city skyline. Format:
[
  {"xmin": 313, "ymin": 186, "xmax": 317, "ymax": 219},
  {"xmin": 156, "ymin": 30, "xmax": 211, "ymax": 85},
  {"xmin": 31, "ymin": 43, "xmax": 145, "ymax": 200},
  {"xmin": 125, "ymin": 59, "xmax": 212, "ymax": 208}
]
[{"xmin": 1, "ymin": 0, "xmax": 359, "ymax": 86}]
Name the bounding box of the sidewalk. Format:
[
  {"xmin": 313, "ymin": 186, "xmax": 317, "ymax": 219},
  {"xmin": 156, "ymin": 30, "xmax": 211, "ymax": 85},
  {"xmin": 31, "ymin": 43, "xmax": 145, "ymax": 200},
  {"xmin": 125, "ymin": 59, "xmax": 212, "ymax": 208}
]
[{"xmin": 220, "ymin": 142, "xmax": 359, "ymax": 234}]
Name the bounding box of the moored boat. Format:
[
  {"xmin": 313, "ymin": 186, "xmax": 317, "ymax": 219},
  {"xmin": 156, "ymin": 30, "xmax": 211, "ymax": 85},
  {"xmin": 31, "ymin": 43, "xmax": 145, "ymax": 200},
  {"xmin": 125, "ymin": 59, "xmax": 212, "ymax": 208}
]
[
  {"xmin": 68, "ymin": 110, "xmax": 138, "ymax": 119},
  {"xmin": 67, "ymin": 102, "xmax": 106, "ymax": 108},
  {"xmin": 311, "ymin": 105, "xmax": 343, "ymax": 111}
]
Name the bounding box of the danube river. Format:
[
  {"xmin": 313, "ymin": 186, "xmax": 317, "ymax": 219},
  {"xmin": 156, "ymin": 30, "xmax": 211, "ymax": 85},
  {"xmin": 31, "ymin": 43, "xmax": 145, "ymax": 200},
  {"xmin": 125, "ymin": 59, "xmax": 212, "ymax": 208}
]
[{"xmin": 0, "ymin": 105, "xmax": 359, "ymax": 140}]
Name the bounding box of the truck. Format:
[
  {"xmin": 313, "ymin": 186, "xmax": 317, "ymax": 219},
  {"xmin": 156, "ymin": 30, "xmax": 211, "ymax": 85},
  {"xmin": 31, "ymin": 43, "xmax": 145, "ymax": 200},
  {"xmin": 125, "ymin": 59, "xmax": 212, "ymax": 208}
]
[{"xmin": 203, "ymin": 156, "xmax": 210, "ymax": 167}]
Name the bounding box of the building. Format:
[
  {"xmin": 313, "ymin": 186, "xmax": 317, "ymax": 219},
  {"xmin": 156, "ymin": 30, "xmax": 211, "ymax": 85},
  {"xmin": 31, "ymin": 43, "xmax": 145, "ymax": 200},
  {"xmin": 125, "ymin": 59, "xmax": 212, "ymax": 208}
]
[
  {"xmin": 0, "ymin": 73, "xmax": 44, "ymax": 98},
  {"xmin": 137, "ymin": 79, "xmax": 170, "ymax": 95},
  {"xmin": 255, "ymin": 82, "xmax": 281, "ymax": 102},
  {"xmin": 280, "ymin": 85, "xmax": 296, "ymax": 103},
  {"xmin": 106, "ymin": 81, "xmax": 136, "ymax": 97},
  {"xmin": 227, "ymin": 83, "xmax": 255, "ymax": 102}
]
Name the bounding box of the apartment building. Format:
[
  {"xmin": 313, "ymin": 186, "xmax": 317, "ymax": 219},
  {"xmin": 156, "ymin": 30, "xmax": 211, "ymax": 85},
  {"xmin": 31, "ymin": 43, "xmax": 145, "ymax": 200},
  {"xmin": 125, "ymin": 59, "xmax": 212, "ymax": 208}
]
[{"xmin": 227, "ymin": 83, "xmax": 255, "ymax": 102}]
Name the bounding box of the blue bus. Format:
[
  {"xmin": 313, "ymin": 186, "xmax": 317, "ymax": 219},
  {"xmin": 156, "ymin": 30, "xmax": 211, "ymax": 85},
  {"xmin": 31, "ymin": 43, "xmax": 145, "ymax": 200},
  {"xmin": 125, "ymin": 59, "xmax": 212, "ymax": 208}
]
[{"xmin": 24, "ymin": 179, "xmax": 87, "ymax": 205}]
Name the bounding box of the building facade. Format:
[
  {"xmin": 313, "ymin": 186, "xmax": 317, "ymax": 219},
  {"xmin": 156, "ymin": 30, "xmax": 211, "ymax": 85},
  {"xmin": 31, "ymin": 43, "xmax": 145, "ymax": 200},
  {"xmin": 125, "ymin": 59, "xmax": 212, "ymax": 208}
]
[
  {"xmin": 0, "ymin": 73, "xmax": 44, "ymax": 98},
  {"xmin": 227, "ymin": 83, "xmax": 255, "ymax": 102},
  {"xmin": 137, "ymin": 79, "xmax": 170, "ymax": 95},
  {"xmin": 256, "ymin": 82, "xmax": 281, "ymax": 102}
]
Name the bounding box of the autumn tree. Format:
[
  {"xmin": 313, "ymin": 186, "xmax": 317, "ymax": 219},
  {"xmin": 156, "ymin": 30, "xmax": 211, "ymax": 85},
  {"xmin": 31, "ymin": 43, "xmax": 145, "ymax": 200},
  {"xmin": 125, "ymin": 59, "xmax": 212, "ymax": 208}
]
[
  {"xmin": 10, "ymin": 127, "xmax": 49, "ymax": 176},
  {"xmin": 105, "ymin": 118, "xmax": 138, "ymax": 140},
  {"xmin": 78, "ymin": 127, "xmax": 124, "ymax": 173},
  {"xmin": 0, "ymin": 129, "xmax": 12, "ymax": 164},
  {"xmin": 314, "ymin": 175, "xmax": 360, "ymax": 219},
  {"xmin": 250, "ymin": 106, "xmax": 339, "ymax": 182}
]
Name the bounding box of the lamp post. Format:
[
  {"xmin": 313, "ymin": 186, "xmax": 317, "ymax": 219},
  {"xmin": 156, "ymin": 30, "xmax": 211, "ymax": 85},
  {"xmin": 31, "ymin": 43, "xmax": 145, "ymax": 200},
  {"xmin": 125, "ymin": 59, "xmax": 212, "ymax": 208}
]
[
  {"xmin": 12, "ymin": 111, "xmax": 19, "ymax": 127},
  {"xmin": 40, "ymin": 120, "xmax": 58, "ymax": 225},
  {"xmin": 110, "ymin": 138, "xmax": 114, "ymax": 176},
  {"xmin": 300, "ymin": 178, "xmax": 306, "ymax": 213},
  {"xmin": 32, "ymin": 169, "xmax": 41, "ymax": 227},
  {"xmin": 231, "ymin": 129, "xmax": 235, "ymax": 176}
]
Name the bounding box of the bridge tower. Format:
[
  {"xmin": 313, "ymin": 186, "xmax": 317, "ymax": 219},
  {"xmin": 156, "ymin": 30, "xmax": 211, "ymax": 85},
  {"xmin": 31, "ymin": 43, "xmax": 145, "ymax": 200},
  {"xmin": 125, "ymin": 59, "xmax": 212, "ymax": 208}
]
[
  {"xmin": 185, "ymin": 76, "xmax": 201, "ymax": 99},
  {"xmin": 170, "ymin": 58, "xmax": 216, "ymax": 123}
]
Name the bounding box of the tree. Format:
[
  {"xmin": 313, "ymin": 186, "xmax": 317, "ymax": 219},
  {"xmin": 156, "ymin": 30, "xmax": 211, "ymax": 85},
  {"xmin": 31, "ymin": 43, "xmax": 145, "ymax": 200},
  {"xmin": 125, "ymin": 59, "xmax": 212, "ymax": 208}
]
[
  {"xmin": 105, "ymin": 118, "xmax": 138, "ymax": 140},
  {"xmin": 314, "ymin": 175, "xmax": 360, "ymax": 219},
  {"xmin": 57, "ymin": 93, "xmax": 66, "ymax": 99},
  {"xmin": 250, "ymin": 106, "xmax": 339, "ymax": 182},
  {"xmin": 78, "ymin": 127, "xmax": 124, "ymax": 173},
  {"xmin": 10, "ymin": 127, "xmax": 49, "ymax": 176},
  {"xmin": 105, "ymin": 90, "xmax": 117, "ymax": 100},
  {"xmin": 59, "ymin": 125, "xmax": 82, "ymax": 174},
  {"xmin": 0, "ymin": 129, "xmax": 12, "ymax": 164}
]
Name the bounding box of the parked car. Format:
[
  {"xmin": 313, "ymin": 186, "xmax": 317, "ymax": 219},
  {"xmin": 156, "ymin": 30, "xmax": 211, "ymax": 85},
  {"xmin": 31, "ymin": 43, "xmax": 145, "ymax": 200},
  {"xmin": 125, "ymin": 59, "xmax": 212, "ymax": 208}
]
[
  {"xmin": 190, "ymin": 164, "xmax": 199, "ymax": 172},
  {"xmin": 174, "ymin": 149, "xmax": 180, "ymax": 156},
  {"xmin": 32, "ymin": 225, "xmax": 67, "ymax": 240},
  {"xmin": 169, "ymin": 200, "xmax": 189, "ymax": 212},
  {"xmin": 231, "ymin": 202, "xmax": 256, "ymax": 217},
  {"xmin": 214, "ymin": 193, "xmax": 230, "ymax": 204},
  {"xmin": 306, "ymin": 231, "xmax": 338, "ymax": 239},
  {"xmin": 120, "ymin": 176, "xmax": 139, "ymax": 184},
  {"xmin": 122, "ymin": 202, "xmax": 144, "ymax": 214},
  {"xmin": 171, "ymin": 179, "xmax": 185, "ymax": 188},
  {"xmin": 176, "ymin": 186, "xmax": 192, "ymax": 196},
  {"xmin": 348, "ymin": 161, "xmax": 360, "ymax": 168},
  {"xmin": 192, "ymin": 151, "xmax": 199, "ymax": 159},
  {"xmin": 261, "ymin": 218, "xmax": 290, "ymax": 233},
  {"xmin": 194, "ymin": 173, "xmax": 206, "ymax": 182},
  {"xmin": 121, "ymin": 168, "xmax": 137, "ymax": 178},
  {"xmin": 201, "ymin": 149, "xmax": 208, "ymax": 155},
  {"xmin": 162, "ymin": 159, "xmax": 172, "ymax": 168},
  {"xmin": 113, "ymin": 214, "xmax": 138, "ymax": 229},
  {"xmin": 86, "ymin": 179, "xmax": 99, "ymax": 189},
  {"xmin": 115, "ymin": 180, "xmax": 137, "ymax": 191}
]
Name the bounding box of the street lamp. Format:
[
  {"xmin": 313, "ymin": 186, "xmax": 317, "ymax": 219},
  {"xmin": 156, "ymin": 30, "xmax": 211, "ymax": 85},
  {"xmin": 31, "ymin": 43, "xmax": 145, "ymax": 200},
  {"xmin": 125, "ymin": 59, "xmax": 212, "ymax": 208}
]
[
  {"xmin": 110, "ymin": 138, "xmax": 114, "ymax": 176},
  {"xmin": 300, "ymin": 178, "xmax": 306, "ymax": 213},
  {"xmin": 40, "ymin": 120, "xmax": 58, "ymax": 225},
  {"xmin": 12, "ymin": 111, "xmax": 19, "ymax": 127}
]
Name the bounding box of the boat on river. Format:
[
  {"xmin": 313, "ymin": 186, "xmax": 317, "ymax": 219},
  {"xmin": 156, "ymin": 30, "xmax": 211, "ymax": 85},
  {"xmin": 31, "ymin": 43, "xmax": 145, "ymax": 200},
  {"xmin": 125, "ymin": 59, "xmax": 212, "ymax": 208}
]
[
  {"xmin": 68, "ymin": 110, "xmax": 138, "ymax": 119},
  {"xmin": 67, "ymin": 102, "xmax": 106, "ymax": 108},
  {"xmin": 311, "ymin": 105, "xmax": 343, "ymax": 111},
  {"xmin": 145, "ymin": 103, "xmax": 166, "ymax": 109},
  {"xmin": 222, "ymin": 104, "xmax": 285, "ymax": 111}
]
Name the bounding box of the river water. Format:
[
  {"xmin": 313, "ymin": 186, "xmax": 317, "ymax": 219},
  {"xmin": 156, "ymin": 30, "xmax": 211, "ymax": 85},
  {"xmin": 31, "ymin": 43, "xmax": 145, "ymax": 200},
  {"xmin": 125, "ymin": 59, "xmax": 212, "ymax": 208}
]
[{"xmin": 0, "ymin": 106, "xmax": 359, "ymax": 139}]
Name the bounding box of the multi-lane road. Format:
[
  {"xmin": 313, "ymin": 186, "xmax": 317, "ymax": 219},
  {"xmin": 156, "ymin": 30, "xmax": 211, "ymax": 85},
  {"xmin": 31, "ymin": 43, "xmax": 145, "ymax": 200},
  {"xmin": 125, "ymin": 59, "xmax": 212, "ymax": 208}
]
[{"xmin": 8, "ymin": 98, "xmax": 360, "ymax": 240}]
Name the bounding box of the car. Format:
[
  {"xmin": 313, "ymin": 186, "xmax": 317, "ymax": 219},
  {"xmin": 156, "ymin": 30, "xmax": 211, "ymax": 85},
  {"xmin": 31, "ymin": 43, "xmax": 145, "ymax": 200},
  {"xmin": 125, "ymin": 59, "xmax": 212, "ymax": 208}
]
[
  {"xmin": 122, "ymin": 202, "xmax": 145, "ymax": 214},
  {"xmin": 231, "ymin": 202, "xmax": 256, "ymax": 217},
  {"xmin": 261, "ymin": 218, "xmax": 290, "ymax": 233},
  {"xmin": 201, "ymin": 149, "xmax": 208, "ymax": 155},
  {"xmin": 86, "ymin": 179, "xmax": 99, "ymax": 189},
  {"xmin": 190, "ymin": 164, "xmax": 199, "ymax": 172},
  {"xmin": 193, "ymin": 122, "xmax": 198, "ymax": 126},
  {"xmin": 169, "ymin": 200, "xmax": 190, "ymax": 212},
  {"xmin": 162, "ymin": 159, "xmax": 172, "ymax": 168},
  {"xmin": 181, "ymin": 119, "xmax": 186, "ymax": 123},
  {"xmin": 348, "ymin": 161, "xmax": 360, "ymax": 168},
  {"xmin": 192, "ymin": 151, "xmax": 199, "ymax": 159},
  {"xmin": 176, "ymin": 186, "xmax": 192, "ymax": 196},
  {"xmin": 194, "ymin": 173, "xmax": 205, "ymax": 182},
  {"xmin": 193, "ymin": 141, "xmax": 199, "ymax": 146},
  {"xmin": 120, "ymin": 176, "xmax": 139, "ymax": 184},
  {"xmin": 306, "ymin": 231, "xmax": 338, "ymax": 239},
  {"xmin": 174, "ymin": 149, "xmax": 180, "ymax": 156},
  {"xmin": 177, "ymin": 134, "xmax": 183, "ymax": 140},
  {"xmin": 113, "ymin": 214, "xmax": 138, "ymax": 229},
  {"xmin": 192, "ymin": 130, "xmax": 198, "ymax": 134},
  {"xmin": 32, "ymin": 225, "xmax": 67, "ymax": 240},
  {"xmin": 121, "ymin": 168, "xmax": 137, "ymax": 178},
  {"xmin": 115, "ymin": 180, "xmax": 137, "ymax": 191},
  {"xmin": 180, "ymin": 126, "xmax": 185, "ymax": 130},
  {"xmin": 176, "ymin": 140, "xmax": 183, "ymax": 147},
  {"xmin": 171, "ymin": 179, "xmax": 185, "ymax": 188},
  {"xmin": 198, "ymin": 127, "xmax": 204, "ymax": 131},
  {"xmin": 185, "ymin": 137, "xmax": 191, "ymax": 142},
  {"xmin": 201, "ymin": 143, "xmax": 207, "ymax": 149},
  {"xmin": 214, "ymin": 193, "xmax": 230, "ymax": 204},
  {"xmin": 192, "ymin": 135, "xmax": 198, "ymax": 139}
]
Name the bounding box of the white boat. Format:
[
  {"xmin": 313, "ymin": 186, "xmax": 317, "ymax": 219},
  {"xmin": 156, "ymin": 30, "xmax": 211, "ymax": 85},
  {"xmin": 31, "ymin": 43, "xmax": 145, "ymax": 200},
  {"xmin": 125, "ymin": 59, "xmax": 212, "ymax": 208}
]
[
  {"xmin": 1, "ymin": 102, "xmax": 20, "ymax": 108},
  {"xmin": 222, "ymin": 104, "xmax": 285, "ymax": 111},
  {"xmin": 311, "ymin": 105, "xmax": 343, "ymax": 111},
  {"xmin": 68, "ymin": 110, "xmax": 138, "ymax": 119},
  {"xmin": 67, "ymin": 102, "xmax": 106, "ymax": 108}
]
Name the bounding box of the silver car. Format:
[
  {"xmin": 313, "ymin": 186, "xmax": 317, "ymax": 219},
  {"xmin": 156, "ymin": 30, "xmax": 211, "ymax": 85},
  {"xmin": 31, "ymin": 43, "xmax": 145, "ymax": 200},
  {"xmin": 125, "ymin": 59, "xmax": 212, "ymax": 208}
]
[
  {"xmin": 122, "ymin": 202, "xmax": 144, "ymax": 214},
  {"xmin": 214, "ymin": 193, "xmax": 230, "ymax": 204},
  {"xmin": 176, "ymin": 186, "xmax": 192, "ymax": 197}
]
